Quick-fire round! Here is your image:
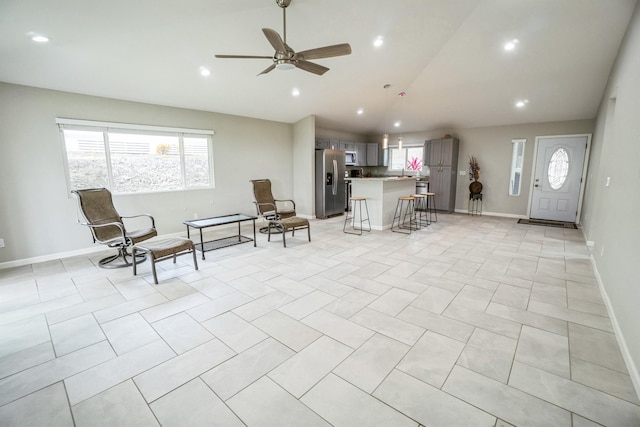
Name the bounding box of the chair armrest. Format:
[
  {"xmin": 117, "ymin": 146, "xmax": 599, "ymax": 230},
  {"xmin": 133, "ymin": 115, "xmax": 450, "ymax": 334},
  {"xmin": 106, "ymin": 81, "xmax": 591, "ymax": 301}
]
[
  {"xmin": 121, "ymin": 213, "xmax": 156, "ymax": 228},
  {"xmin": 274, "ymin": 199, "xmax": 296, "ymax": 210}
]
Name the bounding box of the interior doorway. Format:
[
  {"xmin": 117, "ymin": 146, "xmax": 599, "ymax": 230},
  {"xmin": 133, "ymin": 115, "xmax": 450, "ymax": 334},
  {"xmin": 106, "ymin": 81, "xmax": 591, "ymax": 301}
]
[{"xmin": 529, "ymin": 134, "xmax": 591, "ymax": 223}]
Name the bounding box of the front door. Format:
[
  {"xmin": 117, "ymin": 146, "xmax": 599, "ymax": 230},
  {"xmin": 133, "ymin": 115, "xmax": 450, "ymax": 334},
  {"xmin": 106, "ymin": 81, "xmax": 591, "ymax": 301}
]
[{"xmin": 529, "ymin": 135, "xmax": 589, "ymax": 222}]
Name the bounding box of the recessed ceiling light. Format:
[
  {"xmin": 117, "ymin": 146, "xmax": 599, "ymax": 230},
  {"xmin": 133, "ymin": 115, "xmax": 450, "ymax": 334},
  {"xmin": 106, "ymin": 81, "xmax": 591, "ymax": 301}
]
[
  {"xmin": 373, "ymin": 36, "xmax": 384, "ymax": 48},
  {"xmin": 394, "ymin": 121, "xmax": 401, "ymax": 127},
  {"xmin": 27, "ymin": 32, "xmax": 49, "ymax": 43},
  {"xmin": 515, "ymin": 99, "xmax": 529, "ymax": 108},
  {"xmin": 504, "ymin": 39, "xmax": 519, "ymax": 51},
  {"xmin": 292, "ymin": 88, "xmax": 300, "ymax": 97},
  {"xmin": 357, "ymin": 108, "xmax": 364, "ymax": 115},
  {"xmin": 199, "ymin": 66, "xmax": 211, "ymax": 77}
]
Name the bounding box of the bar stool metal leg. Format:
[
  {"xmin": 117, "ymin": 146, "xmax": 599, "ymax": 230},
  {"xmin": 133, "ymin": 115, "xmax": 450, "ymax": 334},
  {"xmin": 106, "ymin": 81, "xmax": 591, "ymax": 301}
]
[
  {"xmin": 412, "ymin": 194, "xmax": 428, "ymax": 228},
  {"xmin": 391, "ymin": 196, "xmax": 415, "ymax": 234},
  {"xmin": 425, "ymin": 192, "xmax": 437, "ymax": 224},
  {"xmin": 344, "ymin": 197, "xmax": 371, "ymax": 235}
]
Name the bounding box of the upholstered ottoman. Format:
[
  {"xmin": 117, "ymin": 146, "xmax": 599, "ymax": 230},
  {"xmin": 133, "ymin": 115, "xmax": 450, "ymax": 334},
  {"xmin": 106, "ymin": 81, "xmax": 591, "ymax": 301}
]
[
  {"xmin": 132, "ymin": 237, "xmax": 198, "ymax": 284},
  {"xmin": 268, "ymin": 216, "xmax": 310, "ymax": 247}
]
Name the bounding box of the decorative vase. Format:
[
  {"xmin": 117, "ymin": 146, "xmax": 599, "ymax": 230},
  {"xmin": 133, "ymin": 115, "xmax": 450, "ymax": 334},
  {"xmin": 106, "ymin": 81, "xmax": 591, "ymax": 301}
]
[{"xmin": 469, "ymin": 180, "xmax": 483, "ymax": 194}]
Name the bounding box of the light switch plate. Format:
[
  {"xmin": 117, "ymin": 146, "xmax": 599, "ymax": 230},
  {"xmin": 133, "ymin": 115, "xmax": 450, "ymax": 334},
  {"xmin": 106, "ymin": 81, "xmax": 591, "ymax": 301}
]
[{"xmin": 460, "ymin": 171, "xmax": 466, "ymax": 175}]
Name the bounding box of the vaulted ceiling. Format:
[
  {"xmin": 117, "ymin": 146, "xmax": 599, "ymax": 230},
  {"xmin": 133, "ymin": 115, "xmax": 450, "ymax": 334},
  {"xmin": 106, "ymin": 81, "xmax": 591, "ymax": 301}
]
[{"xmin": 0, "ymin": 0, "xmax": 636, "ymax": 134}]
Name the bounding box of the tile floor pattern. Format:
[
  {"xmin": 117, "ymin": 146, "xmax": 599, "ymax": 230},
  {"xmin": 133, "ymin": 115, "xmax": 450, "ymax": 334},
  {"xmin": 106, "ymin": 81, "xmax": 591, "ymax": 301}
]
[{"xmin": 1, "ymin": 214, "xmax": 639, "ymax": 426}]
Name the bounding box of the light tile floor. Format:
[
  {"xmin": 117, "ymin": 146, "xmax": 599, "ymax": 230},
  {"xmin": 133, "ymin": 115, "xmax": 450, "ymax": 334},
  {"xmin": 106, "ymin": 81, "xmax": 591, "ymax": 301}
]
[{"xmin": 1, "ymin": 214, "xmax": 639, "ymax": 426}]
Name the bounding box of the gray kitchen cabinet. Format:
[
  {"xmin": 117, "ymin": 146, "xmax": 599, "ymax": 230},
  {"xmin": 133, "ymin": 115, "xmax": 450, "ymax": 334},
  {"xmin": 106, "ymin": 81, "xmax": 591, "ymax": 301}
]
[
  {"xmin": 355, "ymin": 142, "xmax": 367, "ymax": 166},
  {"xmin": 425, "ymin": 137, "xmax": 459, "ymax": 212},
  {"xmin": 366, "ymin": 143, "xmax": 378, "ymax": 166},
  {"xmin": 315, "ymin": 139, "xmax": 339, "ymax": 150},
  {"xmin": 339, "ymin": 141, "xmax": 355, "ymax": 151},
  {"xmin": 315, "ymin": 138, "xmax": 330, "ymax": 149}
]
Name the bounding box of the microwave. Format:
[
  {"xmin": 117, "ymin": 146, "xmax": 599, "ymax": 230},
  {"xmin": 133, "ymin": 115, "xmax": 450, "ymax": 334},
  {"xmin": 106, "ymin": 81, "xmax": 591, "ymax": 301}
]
[{"xmin": 345, "ymin": 151, "xmax": 357, "ymax": 166}]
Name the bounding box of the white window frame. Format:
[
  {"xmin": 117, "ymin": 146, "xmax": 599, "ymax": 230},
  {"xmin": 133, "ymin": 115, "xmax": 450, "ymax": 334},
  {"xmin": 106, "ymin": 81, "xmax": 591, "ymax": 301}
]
[
  {"xmin": 509, "ymin": 138, "xmax": 526, "ymax": 196},
  {"xmin": 388, "ymin": 145, "xmax": 424, "ymax": 172},
  {"xmin": 57, "ymin": 118, "xmax": 215, "ymax": 195}
]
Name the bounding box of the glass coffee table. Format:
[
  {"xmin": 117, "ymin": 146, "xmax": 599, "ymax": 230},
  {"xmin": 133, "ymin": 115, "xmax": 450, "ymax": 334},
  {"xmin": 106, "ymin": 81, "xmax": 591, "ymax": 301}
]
[{"xmin": 183, "ymin": 213, "xmax": 257, "ymax": 260}]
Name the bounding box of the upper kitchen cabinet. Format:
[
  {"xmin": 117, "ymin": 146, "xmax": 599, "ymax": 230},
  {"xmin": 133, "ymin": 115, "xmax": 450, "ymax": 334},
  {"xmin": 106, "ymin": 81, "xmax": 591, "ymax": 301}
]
[
  {"xmin": 366, "ymin": 143, "xmax": 378, "ymax": 166},
  {"xmin": 425, "ymin": 137, "xmax": 459, "ymax": 167},
  {"xmin": 339, "ymin": 141, "xmax": 355, "ymax": 151},
  {"xmin": 367, "ymin": 143, "xmax": 387, "ymax": 166},
  {"xmin": 316, "ymin": 138, "xmax": 339, "ymax": 150},
  {"xmin": 355, "ymin": 142, "xmax": 367, "ymax": 166}
]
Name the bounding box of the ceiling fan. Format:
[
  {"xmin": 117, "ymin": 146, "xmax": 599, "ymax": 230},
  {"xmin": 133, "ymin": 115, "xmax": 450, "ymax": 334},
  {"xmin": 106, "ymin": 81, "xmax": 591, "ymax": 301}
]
[{"xmin": 215, "ymin": 0, "xmax": 352, "ymax": 76}]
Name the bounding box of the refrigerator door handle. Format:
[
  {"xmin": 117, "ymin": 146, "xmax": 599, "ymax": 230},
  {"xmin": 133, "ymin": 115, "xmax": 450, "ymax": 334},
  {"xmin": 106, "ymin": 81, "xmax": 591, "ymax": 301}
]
[{"xmin": 332, "ymin": 159, "xmax": 338, "ymax": 196}]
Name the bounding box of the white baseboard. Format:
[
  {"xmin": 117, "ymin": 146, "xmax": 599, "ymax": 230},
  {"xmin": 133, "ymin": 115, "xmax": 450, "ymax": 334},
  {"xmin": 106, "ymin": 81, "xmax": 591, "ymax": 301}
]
[
  {"xmin": 0, "ymin": 245, "xmax": 108, "ymax": 270},
  {"xmin": 590, "ymin": 254, "xmax": 640, "ymax": 400},
  {"xmin": 453, "ymin": 209, "xmax": 528, "ymax": 219},
  {"xmin": 0, "ymin": 223, "xmax": 252, "ymax": 271}
]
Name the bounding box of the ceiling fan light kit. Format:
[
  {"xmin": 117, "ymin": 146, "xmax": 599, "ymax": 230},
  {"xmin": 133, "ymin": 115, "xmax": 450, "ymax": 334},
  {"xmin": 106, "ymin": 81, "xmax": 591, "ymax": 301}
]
[{"xmin": 215, "ymin": 0, "xmax": 351, "ymax": 76}]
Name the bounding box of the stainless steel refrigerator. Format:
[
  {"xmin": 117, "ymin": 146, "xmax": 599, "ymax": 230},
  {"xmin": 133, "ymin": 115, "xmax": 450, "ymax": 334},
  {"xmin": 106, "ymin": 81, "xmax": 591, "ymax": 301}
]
[{"xmin": 315, "ymin": 149, "xmax": 346, "ymax": 218}]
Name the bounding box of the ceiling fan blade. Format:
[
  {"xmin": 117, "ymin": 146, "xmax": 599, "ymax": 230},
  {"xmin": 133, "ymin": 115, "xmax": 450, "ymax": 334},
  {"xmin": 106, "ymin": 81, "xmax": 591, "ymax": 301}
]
[
  {"xmin": 262, "ymin": 28, "xmax": 287, "ymax": 53},
  {"xmin": 215, "ymin": 54, "xmax": 273, "ymax": 59},
  {"xmin": 296, "ymin": 43, "xmax": 352, "ymax": 60},
  {"xmin": 258, "ymin": 64, "xmax": 276, "ymax": 76},
  {"xmin": 295, "ymin": 60, "xmax": 329, "ymax": 75}
]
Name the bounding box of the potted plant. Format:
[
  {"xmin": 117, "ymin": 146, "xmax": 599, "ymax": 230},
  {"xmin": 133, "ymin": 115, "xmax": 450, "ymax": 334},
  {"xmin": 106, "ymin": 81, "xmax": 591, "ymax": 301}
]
[{"xmin": 469, "ymin": 156, "xmax": 483, "ymax": 194}]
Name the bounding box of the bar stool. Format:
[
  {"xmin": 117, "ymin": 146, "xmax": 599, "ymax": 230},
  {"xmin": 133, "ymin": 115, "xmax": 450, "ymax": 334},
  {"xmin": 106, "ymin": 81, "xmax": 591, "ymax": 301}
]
[
  {"xmin": 343, "ymin": 197, "xmax": 371, "ymax": 235},
  {"xmin": 391, "ymin": 196, "xmax": 416, "ymax": 234},
  {"xmin": 412, "ymin": 194, "xmax": 429, "ymax": 228},
  {"xmin": 425, "ymin": 192, "xmax": 438, "ymax": 223}
]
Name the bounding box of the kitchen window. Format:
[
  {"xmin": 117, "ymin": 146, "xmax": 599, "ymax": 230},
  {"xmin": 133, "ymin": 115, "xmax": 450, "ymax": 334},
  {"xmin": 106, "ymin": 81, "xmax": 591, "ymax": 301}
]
[
  {"xmin": 57, "ymin": 118, "xmax": 214, "ymax": 194},
  {"xmin": 389, "ymin": 146, "xmax": 424, "ymax": 171}
]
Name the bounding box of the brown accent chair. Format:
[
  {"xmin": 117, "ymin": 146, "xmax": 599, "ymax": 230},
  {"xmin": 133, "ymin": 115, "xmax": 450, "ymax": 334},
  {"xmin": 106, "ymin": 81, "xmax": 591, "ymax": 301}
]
[
  {"xmin": 250, "ymin": 179, "xmax": 296, "ymax": 233},
  {"xmin": 72, "ymin": 188, "xmax": 157, "ymax": 268}
]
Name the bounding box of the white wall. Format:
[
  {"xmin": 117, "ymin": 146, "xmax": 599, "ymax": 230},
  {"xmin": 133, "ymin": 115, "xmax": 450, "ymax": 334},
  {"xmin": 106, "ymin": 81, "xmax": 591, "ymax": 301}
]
[
  {"xmin": 0, "ymin": 83, "xmax": 293, "ymax": 265},
  {"xmin": 581, "ymin": 3, "xmax": 640, "ymax": 392},
  {"xmin": 293, "ymin": 115, "xmax": 316, "ymax": 217},
  {"xmin": 315, "ymin": 128, "xmax": 370, "ymax": 143}
]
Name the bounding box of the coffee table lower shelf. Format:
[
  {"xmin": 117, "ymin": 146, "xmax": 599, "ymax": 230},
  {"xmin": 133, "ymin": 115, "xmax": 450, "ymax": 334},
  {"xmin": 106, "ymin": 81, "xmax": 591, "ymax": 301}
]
[
  {"xmin": 183, "ymin": 213, "xmax": 257, "ymax": 260},
  {"xmin": 197, "ymin": 235, "xmax": 254, "ymax": 252}
]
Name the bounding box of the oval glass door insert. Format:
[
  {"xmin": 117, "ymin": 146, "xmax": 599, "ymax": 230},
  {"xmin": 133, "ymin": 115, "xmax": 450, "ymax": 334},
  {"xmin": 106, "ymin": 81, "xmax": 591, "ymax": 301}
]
[{"xmin": 548, "ymin": 148, "xmax": 569, "ymax": 190}]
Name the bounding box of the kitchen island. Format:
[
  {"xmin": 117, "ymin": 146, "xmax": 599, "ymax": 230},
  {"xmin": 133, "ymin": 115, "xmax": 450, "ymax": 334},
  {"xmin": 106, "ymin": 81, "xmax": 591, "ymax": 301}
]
[{"xmin": 349, "ymin": 177, "xmax": 418, "ymax": 230}]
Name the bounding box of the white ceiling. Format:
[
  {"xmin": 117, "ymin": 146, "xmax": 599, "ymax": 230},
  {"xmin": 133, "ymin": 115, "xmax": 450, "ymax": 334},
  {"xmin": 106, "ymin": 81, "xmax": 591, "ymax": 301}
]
[{"xmin": 0, "ymin": 0, "xmax": 636, "ymax": 135}]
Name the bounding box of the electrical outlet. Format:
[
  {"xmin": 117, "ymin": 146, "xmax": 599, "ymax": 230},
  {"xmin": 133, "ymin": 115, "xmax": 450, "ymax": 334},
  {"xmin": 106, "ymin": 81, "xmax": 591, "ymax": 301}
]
[
  {"xmin": 460, "ymin": 170, "xmax": 466, "ymax": 175},
  {"xmin": 0, "ymin": 238, "xmax": 4, "ymax": 248}
]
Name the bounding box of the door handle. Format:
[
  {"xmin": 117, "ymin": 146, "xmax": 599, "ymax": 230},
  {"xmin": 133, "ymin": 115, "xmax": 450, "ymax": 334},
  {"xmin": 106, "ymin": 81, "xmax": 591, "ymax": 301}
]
[{"xmin": 332, "ymin": 160, "xmax": 338, "ymax": 195}]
